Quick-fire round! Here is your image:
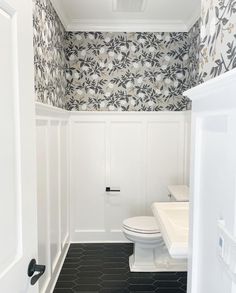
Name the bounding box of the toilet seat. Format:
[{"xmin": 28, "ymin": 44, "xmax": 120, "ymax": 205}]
[{"xmin": 123, "ymin": 216, "xmax": 160, "ymax": 234}]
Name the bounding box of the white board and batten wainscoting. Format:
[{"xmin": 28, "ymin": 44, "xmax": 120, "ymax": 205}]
[
  {"xmin": 36, "ymin": 104, "xmax": 70, "ymax": 293},
  {"xmin": 70, "ymin": 111, "xmax": 191, "ymax": 242},
  {"xmin": 35, "ymin": 102, "xmax": 191, "ymax": 292}
]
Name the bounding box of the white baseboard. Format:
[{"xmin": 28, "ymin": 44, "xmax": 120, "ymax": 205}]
[
  {"xmin": 46, "ymin": 242, "xmax": 70, "ymax": 293},
  {"xmin": 70, "ymin": 240, "xmax": 131, "ymax": 243}
]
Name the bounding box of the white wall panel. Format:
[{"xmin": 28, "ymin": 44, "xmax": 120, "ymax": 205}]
[
  {"xmin": 70, "ymin": 112, "xmax": 189, "ymax": 242},
  {"xmin": 146, "ymin": 120, "xmax": 185, "ymax": 213},
  {"xmin": 36, "ymin": 103, "xmax": 70, "ymax": 293},
  {"xmin": 60, "ymin": 122, "xmax": 69, "ymax": 248},
  {"xmin": 109, "ymin": 121, "xmax": 144, "ymax": 240},
  {"xmin": 184, "ymin": 112, "xmax": 191, "ymax": 185},
  {"xmin": 48, "ymin": 121, "xmax": 61, "ymax": 271},
  {"xmin": 36, "ymin": 121, "xmax": 50, "ymax": 292},
  {"xmin": 35, "ymin": 104, "xmax": 190, "ymax": 288},
  {"xmin": 70, "ymin": 122, "xmax": 106, "ymax": 241}
]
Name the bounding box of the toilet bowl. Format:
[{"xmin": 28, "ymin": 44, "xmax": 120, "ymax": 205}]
[
  {"xmin": 123, "ymin": 216, "xmax": 187, "ymax": 272},
  {"xmin": 123, "ymin": 216, "xmax": 165, "ymax": 272}
]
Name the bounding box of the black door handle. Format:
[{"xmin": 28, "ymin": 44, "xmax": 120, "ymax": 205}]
[
  {"xmin": 28, "ymin": 259, "xmax": 46, "ymax": 285},
  {"xmin": 106, "ymin": 187, "xmax": 120, "ymax": 192}
]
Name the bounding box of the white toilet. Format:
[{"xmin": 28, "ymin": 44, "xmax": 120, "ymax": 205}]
[
  {"xmin": 122, "ymin": 185, "xmax": 189, "ymax": 272},
  {"xmin": 123, "ymin": 216, "xmax": 165, "ymax": 272}
]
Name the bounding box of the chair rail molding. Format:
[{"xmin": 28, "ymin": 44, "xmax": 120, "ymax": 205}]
[{"xmin": 184, "ymin": 68, "xmax": 236, "ymax": 110}]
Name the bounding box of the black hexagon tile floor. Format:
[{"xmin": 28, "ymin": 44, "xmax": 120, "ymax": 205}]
[{"xmin": 54, "ymin": 243, "xmax": 187, "ymax": 293}]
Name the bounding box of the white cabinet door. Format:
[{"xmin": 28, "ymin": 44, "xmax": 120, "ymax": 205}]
[{"xmin": 0, "ymin": 0, "xmax": 38, "ymax": 292}]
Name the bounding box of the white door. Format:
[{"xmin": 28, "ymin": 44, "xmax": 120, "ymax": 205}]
[
  {"xmin": 0, "ymin": 0, "xmax": 39, "ymax": 292},
  {"xmin": 185, "ymin": 70, "xmax": 236, "ymax": 293}
]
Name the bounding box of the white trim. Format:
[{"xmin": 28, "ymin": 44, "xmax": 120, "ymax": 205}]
[
  {"xmin": 185, "ymin": 9, "xmax": 201, "ymax": 31},
  {"xmin": 35, "ymin": 102, "xmax": 69, "ymax": 117},
  {"xmin": 70, "ymin": 110, "xmax": 190, "ymax": 116},
  {"xmin": 45, "ymin": 120, "xmax": 52, "ymax": 285},
  {"xmin": 47, "ymin": 241, "xmax": 70, "ymax": 293},
  {"xmin": 57, "ymin": 123, "xmax": 62, "ymax": 259},
  {"xmin": 183, "ymin": 111, "xmax": 191, "ymax": 184},
  {"xmin": 71, "ymin": 240, "xmax": 130, "ymax": 243},
  {"xmin": 50, "ymin": 0, "xmax": 200, "ymax": 33},
  {"xmin": 66, "ymin": 18, "xmax": 188, "ymax": 32},
  {"xmin": 36, "ymin": 102, "xmax": 191, "ymax": 116},
  {"xmin": 62, "ymin": 233, "xmax": 69, "ymax": 249},
  {"xmin": 187, "ymin": 115, "xmax": 203, "ymax": 293},
  {"xmin": 184, "ymin": 68, "xmax": 236, "ymax": 101},
  {"xmin": 112, "ymin": 0, "xmax": 148, "ymax": 12},
  {"xmin": 49, "ymin": 0, "xmax": 69, "ymax": 29}
]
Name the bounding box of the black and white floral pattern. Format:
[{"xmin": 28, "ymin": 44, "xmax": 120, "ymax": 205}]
[
  {"xmin": 188, "ymin": 22, "xmax": 200, "ymax": 87},
  {"xmin": 64, "ymin": 25, "xmax": 199, "ymax": 111},
  {"xmin": 33, "ymin": 0, "xmax": 67, "ymax": 108},
  {"xmin": 33, "ymin": 0, "xmax": 199, "ymax": 111},
  {"xmin": 199, "ymin": 0, "xmax": 236, "ymax": 81}
]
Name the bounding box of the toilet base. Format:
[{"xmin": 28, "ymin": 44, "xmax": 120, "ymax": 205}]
[{"xmin": 129, "ymin": 241, "xmax": 187, "ymax": 272}]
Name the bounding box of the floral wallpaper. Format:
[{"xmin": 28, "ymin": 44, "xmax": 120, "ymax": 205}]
[
  {"xmin": 33, "ymin": 0, "xmax": 67, "ymax": 108},
  {"xmin": 64, "ymin": 24, "xmax": 200, "ymax": 111},
  {"xmin": 199, "ymin": 0, "xmax": 236, "ymax": 82},
  {"xmin": 33, "ymin": 0, "xmax": 199, "ymax": 111},
  {"xmin": 188, "ymin": 21, "xmax": 200, "ymax": 88},
  {"xmin": 32, "ymin": 0, "xmax": 236, "ymax": 109}
]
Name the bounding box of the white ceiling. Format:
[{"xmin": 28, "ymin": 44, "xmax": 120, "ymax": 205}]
[{"xmin": 51, "ymin": 0, "xmax": 200, "ymax": 32}]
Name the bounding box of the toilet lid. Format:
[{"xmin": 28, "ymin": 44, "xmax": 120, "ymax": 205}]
[{"xmin": 123, "ymin": 216, "xmax": 160, "ymax": 234}]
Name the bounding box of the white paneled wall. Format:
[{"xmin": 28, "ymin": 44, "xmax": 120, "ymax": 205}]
[
  {"xmin": 109, "ymin": 121, "xmax": 144, "ymax": 234},
  {"xmin": 146, "ymin": 120, "xmax": 185, "ymax": 207},
  {"xmin": 35, "ymin": 104, "xmax": 191, "ymax": 290},
  {"xmin": 70, "ymin": 121, "xmax": 107, "ymax": 241},
  {"xmin": 36, "ymin": 103, "xmax": 70, "ymax": 293},
  {"xmin": 70, "ymin": 112, "xmax": 190, "ymax": 242}
]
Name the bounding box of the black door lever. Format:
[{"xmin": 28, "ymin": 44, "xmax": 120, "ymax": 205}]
[
  {"xmin": 106, "ymin": 187, "xmax": 120, "ymax": 192},
  {"xmin": 28, "ymin": 259, "xmax": 46, "ymax": 285}
]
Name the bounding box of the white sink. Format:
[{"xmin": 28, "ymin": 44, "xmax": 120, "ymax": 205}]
[{"xmin": 152, "ymin": 202, "xmax": 189, "ymax": 259}]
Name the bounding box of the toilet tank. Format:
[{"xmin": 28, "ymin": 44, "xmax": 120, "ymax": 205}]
[{"xmin": 167, "ymin": 185, "xmax": 189, "ymax": 202}]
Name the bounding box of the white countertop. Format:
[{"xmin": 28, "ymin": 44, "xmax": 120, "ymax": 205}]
[
  {"xmin": 167, "ymin": 185, "xmax": 189, "ymax": 201},
  {"xmin": 152, "ymin": 202, "xmax": 189, "ymax": 259}
]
